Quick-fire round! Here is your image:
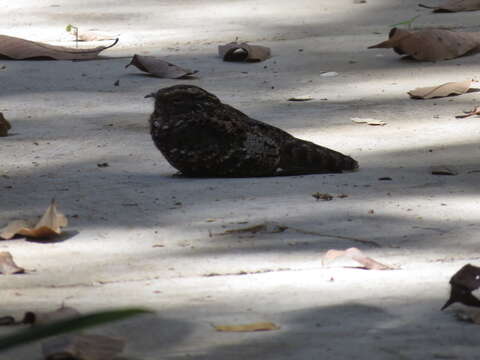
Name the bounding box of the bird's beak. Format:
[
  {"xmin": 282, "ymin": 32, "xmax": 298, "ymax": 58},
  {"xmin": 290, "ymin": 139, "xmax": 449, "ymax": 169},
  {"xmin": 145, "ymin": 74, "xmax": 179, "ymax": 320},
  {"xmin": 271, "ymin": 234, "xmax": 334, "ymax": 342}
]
[{"xmin": 144, "ymin": 93, "xmax": 155, "ymax": 99}]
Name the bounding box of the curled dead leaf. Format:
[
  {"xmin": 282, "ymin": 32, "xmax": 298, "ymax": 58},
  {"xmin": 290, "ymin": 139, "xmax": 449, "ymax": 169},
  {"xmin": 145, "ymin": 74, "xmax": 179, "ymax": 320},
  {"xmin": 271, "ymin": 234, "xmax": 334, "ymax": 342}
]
[
  {"xmin": 218, "ymin": 42, "xmax": 271, "ymax": 62},
  {"xmin": 456, "ymin": 106, "xmax": 480, "ymax": 118},
  {"xmin": 408, "ymin": 80, "xmax": 475, "ymax": 99},
  {"xmin": 368, "ymin": 27, "xmax": 480, "ymax": 61},
  {"xmin": 0, "ymin": 112, "xmax": 11, "ymax": 137},
  {"xmin": 0, "ymin": 199, "xmax": 68, "ymax": 240},
  {"xmin": 0, "ymin": 252, "xmax": 24, "ymax": 274},
  {"xmin": 213, "ymin": 322, "xmax": 280, "ymax": 332},
  {"xmin": 419, "ymin": 0, "xmax": 480, "ymax": 12},
  {"xmin": 322, "ymin": 247, "xmax": 395, "ymax": 270},
  {"xmin": 126, "ymin": 54, "xmax": 197, "ymax": 79},
  {"xmin": 0, "ymin": 34, "xmax": 118, "ymax": 60}
]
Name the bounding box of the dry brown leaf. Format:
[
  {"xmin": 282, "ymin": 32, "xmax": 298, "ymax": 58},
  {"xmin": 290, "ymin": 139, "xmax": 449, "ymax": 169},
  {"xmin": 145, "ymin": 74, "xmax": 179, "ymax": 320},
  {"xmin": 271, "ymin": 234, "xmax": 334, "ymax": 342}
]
[
  {"xmin": 125, "ymin": 54, "xmax": 197, "ymax": 79},
  {"xmin": 368, "ymin": 27, "xmax": 480, "ymax": 61},
  {"xmin": 322, "ymin": 247, "xmax": 394, "ymax": 270},
  {"xmin": 351, "ymin": 117, "xmax": 387, "ymax": 126},
  {"xmin": 0, "ymin": 252, "xmax": 24, "ymax": 274},
  {"xmin": 0, "ymin": 199, "xmax": 68, "ymax": 240},
  {"xmin": 419, "ymin": 0, "xmax": 480, "ymax": 12},
  {"xmin": 431, "ymin": 165, "xmax": 458, "ymax": 175},
  {"xmin": 218, "ymin": 42, "xmax": 271, "ymax": 62},
  {"xmin": 42, "ymin": 334, "xmax": 125, "ymax": 360},
  {"xmin": 0, "ymin": 112, "xmax": 11, "ymax": 137},
  {"xmin": 456, "ymin": 106, "xmax": 480, "ymax": 118},
  {"xmin": 0, "ymin": 35, "xmax": 118, "ymax": 60},
  {"xmin": 214, "ymin": 322, "xmax": 280, "ymax": 332},
  {"xmin": 408, "ymin": 80, "xmax": 474, "ymax": 99}
]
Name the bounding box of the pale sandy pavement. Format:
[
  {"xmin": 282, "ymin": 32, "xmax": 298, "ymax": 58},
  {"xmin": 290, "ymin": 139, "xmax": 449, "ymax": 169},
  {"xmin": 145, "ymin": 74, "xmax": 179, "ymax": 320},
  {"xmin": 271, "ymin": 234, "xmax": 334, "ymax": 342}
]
[{"xmin": 1, "ymin": 1, "xmax": 480, "ymax": 359}]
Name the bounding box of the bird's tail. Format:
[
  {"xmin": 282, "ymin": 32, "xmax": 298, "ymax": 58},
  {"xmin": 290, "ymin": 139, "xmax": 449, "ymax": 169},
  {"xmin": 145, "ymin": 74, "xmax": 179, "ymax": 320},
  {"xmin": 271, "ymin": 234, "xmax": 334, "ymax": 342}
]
[{"xmin": 278, "ymin": 138, "xmax": 358, "ymax": 175}]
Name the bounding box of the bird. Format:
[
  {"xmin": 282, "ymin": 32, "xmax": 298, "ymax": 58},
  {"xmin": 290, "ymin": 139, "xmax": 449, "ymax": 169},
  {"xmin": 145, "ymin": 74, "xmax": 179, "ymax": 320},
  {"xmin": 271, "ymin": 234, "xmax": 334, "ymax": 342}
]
[{"xmin": 147, "ymin": 85, "xmax": 358, "ymax": 177}]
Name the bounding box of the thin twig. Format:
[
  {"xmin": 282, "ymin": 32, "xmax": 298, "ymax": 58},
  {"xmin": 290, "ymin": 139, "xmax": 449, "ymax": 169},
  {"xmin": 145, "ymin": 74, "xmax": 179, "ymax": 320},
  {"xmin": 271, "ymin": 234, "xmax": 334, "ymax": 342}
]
[{"xmin": 286, "ymin": 226, "xmax": 381, "ymax": 247}]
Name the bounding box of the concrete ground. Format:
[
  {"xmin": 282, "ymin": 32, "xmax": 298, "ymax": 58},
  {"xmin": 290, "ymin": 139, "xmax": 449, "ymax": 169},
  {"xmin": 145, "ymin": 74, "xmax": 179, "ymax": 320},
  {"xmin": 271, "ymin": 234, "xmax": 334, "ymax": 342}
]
[{"xmin": 2, "ymin": 0, "xmax": 480, "ymax": 359}]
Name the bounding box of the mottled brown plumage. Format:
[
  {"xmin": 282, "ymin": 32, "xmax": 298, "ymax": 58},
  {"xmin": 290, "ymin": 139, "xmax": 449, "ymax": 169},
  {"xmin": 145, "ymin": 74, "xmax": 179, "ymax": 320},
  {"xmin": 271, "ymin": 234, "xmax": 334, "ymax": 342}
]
[{"xmin": 148, "ymin": 85, "xmax": 358, "ymax": 177}]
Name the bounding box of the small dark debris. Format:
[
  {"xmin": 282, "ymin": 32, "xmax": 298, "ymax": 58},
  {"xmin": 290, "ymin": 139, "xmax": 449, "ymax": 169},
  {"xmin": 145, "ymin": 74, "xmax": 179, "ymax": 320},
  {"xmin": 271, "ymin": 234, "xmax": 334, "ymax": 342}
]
[
  {"xmin": 97, "ymin": 162, "xmax": 109, "ymax": 168},
  {"xmin": 431, "ymin": 166, "xmax": 457, "ymax": 176},
  {"xmin": 378, "ymin": 177, "xmax": 392, "ymax": 181},
  {"xmin": 312, "ymin": 192, "xmax": 333, "ymax": 201},
  {"xmin": 114, "ymin": 80, "xmax": 120, "ymax": 86}
]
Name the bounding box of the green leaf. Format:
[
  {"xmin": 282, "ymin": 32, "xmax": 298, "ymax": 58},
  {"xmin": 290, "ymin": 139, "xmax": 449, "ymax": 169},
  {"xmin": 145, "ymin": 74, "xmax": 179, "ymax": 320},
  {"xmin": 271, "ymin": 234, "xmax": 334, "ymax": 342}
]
[
  {"xmin": 65, "ymin": 24, "xmax": 73, "ymax": 32},
  {"xmin": 0, "ymin": 308, "xmax": 151, "ymax": 352}
]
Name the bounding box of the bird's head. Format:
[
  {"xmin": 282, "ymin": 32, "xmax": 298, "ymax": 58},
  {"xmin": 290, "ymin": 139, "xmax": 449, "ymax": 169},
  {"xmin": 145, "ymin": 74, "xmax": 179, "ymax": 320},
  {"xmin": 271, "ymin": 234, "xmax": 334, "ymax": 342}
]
[{"xmin": 146, "ymin": 85, "xmax": 220, "ymax": 115}]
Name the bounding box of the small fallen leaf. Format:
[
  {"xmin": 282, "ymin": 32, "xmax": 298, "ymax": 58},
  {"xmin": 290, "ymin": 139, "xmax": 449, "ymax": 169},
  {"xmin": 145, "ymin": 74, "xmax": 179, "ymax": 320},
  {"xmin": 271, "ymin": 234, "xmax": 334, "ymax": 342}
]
[
  {"xmin": 0, "ymin": 252, "xmax": 24, "ymax": 274},
  {"xmin": 456, "ymin": 106, "xmax": 480, "ymax": 118},
  {"xmin": 288, "ymin": 95, "xmax": 313, "ymax": 101},
  {"xmin": 213, "ymin": 322, "xmax": 280, "ymax": 332},
  {"xmin": 0, "ymin": 199, "xmax": 68, "ymax": 240},
  {"xmin": 126, "ymin": 54, "xmax": 197, "ymax": 79},
  {"xmin": 351, "ymin": 117, "xmax": 387, "ymax": 126},
  {"xmin": 419, "ymin": 0, "xmax": 480, "ymax": 12},
  {"xmin": 408, "ymin": 80, "xmax": 474, "ymax": 99},
  {"xmin": 322, "ymin": 247, "xmax": 394, "ymax": 270},
  {"xmin": 431, "ymin": 165, "xmax": 458, "ymax": 175},
  {"xmin": 0, "ymin": 35, "xmax": 118, "ymax": 60},
  {"xmin": 368, "ymin": 27, "xmax": 480, "ymax": 61},
  {"xmin": 442, "ymin": 264, "xmax": 480, "ymax": 310},
  {"xmin": 320, "ymin": 71, "xmax": 338, "ymax": 77},
  {"xmin": 42, "ymin": 334, "xmax": 125, "ymax": 360},
  {"xmin": 0, "ymin": 112, "xmax": 11, "ymax": 137},
  {"xmin": 218, "ymin": 42, "xmax": 271, "ymax": 62}
]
